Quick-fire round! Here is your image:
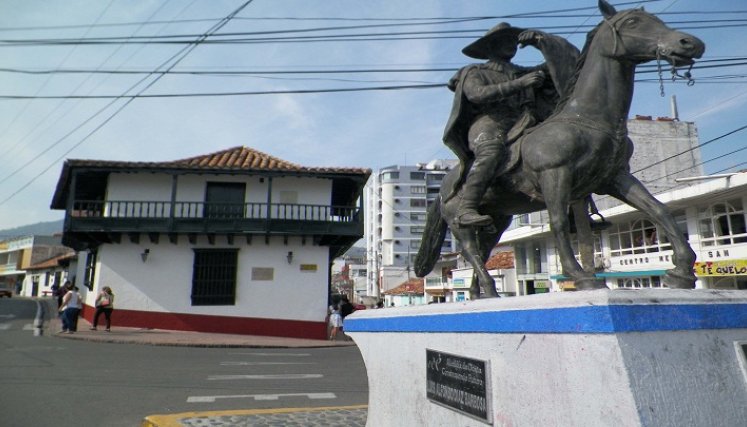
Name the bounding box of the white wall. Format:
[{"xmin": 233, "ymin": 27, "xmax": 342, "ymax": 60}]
[
  {"xmin": 107, "ymin": 173, "xmax": 332, "ymax": 206},
  {"xmin": 88, "ymin": 235, "xmax": 330, "ymax": 322},
  {"xmin": 108, "ymin": 173, "xmax": 172, "ymax": 201}
]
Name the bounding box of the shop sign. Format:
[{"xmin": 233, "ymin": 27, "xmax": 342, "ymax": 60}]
[
  {"xmin": 534, "ymin": 280, "xmax": 548, "ymax": 288},
  {"xmin": 426, "ymin": 349, "xmax": 490, "ymax": 423},
  {"xmin": 694, "ymin": 260, "xmax": 747, "ymax": 276}
]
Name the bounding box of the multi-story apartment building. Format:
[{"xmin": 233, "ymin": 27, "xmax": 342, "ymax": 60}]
[{"xmin": 365, "ymin": 159, "xmax": 458, "ymax": 296}]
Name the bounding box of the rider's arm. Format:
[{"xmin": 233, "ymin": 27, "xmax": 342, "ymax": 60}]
[{"xmin": 461, "ymin": 68, "xmax": 523, "ymax": 104}]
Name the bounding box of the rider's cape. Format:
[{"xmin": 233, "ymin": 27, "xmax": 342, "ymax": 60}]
[{"xmin": 442, "ymin": 33, "xmax": 581, "ymax": 202}]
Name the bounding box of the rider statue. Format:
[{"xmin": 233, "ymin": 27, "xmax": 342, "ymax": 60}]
[{"xmin": 443, "ymin": 23, "xmax": 578, "ymax": 226}]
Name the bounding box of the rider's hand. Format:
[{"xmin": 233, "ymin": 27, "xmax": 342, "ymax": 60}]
[
  {"xmin": 517, "ymin": 70, "xmax": 545, "ymax": 88},
  {"xmin": 518, "ymin": 30, "xmax": 544, "ymax": 48}
]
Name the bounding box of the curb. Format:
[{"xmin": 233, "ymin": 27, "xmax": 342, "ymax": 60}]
[
  {"xmin": 141, "ymin": 405, "xmax": 368, "ymax": 427},
  {"xmin": 53, "ymin": 332, "xmax": 357, "ymax": 348}
]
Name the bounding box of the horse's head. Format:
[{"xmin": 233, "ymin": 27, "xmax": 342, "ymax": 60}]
[{"xmin": 596, "ymin": 0, "xmax": 704, "ymax": 67}]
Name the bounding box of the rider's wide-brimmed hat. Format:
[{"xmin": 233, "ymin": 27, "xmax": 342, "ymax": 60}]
[{"xmin": 462, "ymin": 22, "xmax": 524, "ymax": 59}]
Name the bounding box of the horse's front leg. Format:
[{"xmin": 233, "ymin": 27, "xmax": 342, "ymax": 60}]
[
  {"xmin": 539, "ymin": 169, "xmax": 606, "ymax": 290},
  {"xmin": 609, "ymin": 172, "xmax": 696, "ymax": 289}
]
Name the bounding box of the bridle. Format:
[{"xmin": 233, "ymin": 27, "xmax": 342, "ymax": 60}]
[{"xmin": 601, "ymin": 8, "xmax": 695, "ymax": 96}]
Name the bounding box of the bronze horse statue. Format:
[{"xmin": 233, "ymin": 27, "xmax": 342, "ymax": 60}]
[{"xmin": 415, "ymin": 1, "xmax": 705, "ymax": 297}]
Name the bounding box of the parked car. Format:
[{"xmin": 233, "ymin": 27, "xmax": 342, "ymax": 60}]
[
  {"xmin": 0, "ymin": 285, "xmax": 12, "ymax": 298},
  {"xmin": 352, "ymin": 303, "xmax": 366, "ymax": 310}
]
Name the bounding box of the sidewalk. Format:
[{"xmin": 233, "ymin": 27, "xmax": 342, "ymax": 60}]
[
  {"xmin": 47, "ymin": 307, "xmax": 355, "ymax": 348},
  {"xmin": 53, "ymin": 320, "xmax": 356, "ymax": 348},
  {"xmin": 46, "ymin": 308, "xmax": 366, "ymax": 426}
]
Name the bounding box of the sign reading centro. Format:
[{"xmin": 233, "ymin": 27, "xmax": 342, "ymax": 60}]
[{"xmin": 694, "ymin": 260, "xmax": 747, "ymax": 276}]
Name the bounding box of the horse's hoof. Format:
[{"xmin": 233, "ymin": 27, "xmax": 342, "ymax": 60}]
[
  {"xmin": 664, "ymin": 269, "xmax": 696, "ymax": 289},
  {"xmin": 574, "ymin": 277, "xmax": 608, "ymax": 290}
]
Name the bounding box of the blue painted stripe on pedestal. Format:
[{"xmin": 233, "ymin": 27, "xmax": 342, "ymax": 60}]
[{"xmin": 344, "ymin": 303, "xmax": 747, "ymax": 334}]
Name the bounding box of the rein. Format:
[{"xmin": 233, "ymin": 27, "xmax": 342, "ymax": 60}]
[
  {"xmin": 601, "ymin": 9, "xmax": 696, "ymax": 97},
  {"xmin": 656, "ymin": 51, "xmax": 695, "ymax": 97}
]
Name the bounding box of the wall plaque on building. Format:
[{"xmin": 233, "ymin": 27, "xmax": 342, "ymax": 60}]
[
  {"xmin": 251, "ymin": 267, "xmax": 274, "ymax": 281},
  {"xmin": 426, "ymin": 349, "xmax": 490, "ymax": 423},
  {"xmin": 299, "ymin": 264, "xmax": 318, "ymax": 272}
]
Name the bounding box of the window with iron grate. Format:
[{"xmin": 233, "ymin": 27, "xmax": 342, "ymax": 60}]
[{"xmin": 191, "ymin": 248, "xmax": 239, "ymax": 305}]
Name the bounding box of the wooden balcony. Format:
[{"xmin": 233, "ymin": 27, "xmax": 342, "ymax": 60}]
[{"xmin": 65, "ymin": 199, "xmax": 363, "ymax": 238}]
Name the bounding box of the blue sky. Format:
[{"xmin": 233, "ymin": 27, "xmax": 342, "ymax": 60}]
[{"xmin": 0, "ymin": 0, "xmax": 745, "ymax": 229}]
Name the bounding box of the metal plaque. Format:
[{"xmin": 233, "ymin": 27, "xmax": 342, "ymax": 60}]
[
  {"xmin": 737, "ymin": 341, "xmax": 747, "ymax": 386},
  {"xmin": 251, "ymin": 267, "xmax": 274, "ymax": 281},
  {"xmin": 426, "ymin": 349, "xmax": 490, "ymax": 424}
]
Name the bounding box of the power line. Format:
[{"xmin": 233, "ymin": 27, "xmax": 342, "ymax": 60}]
[
  {"xmin": 2, "ymin": 70, "xmax": 746, "ymax": 100},
  {"xmin": 0, "ymin": 0, "xmax": 258, "ymax": 205},
  {"xmin": 0, "ymin": 1, "xmax": 668, "ymax": 33},
  {"xmin": 0, "ymin": 0, "xmax": 201, "ymax": 182},
  {"xmin": 2, "ymin": 19, "xmax": 745, "ymax": 47},
  {"xmin": 633, "ymin": 123, "xmax": 747, "ymax": 175},
  {"xmin": 5, "ymin": 56, "xmax": 747, "ymax": 76},
  {"xmin": 3, "ymin": 8, "xmax": 747, "ymax": 48},
  {"xmin": 0, "ymin": 0, "xmax": 177, "ymax": 165},
  {"xmin": 0, "ymin": 83, "xmax": 445, "ymax": 100}
]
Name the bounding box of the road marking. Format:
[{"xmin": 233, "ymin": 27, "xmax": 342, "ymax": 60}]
[
  {"xmin": 228, "ymin": 352, "xmax": 311, "ymax": 357},
  {"xmin": 0, "ymin": 323, "xmax": 11, "ymax": 330},
  {"xmin": 187, "ymin": 392, "xmax": 336, "ymax": 403},
  {"xmin": 23, "ymin": 323, "xmax": 34, "ymax": 330},
  {"xmin": 220, "ymin": 361, "xmax": 312, "ymax": 366},
  {"xmin": 207, "ymin": 373, "xmax": 322, "ymax": 380},
  {"xmin": 0, "ymin": 314, "xmax": 16, "ymax": 319},
  {"xmin": 6, "ymin": 346, "xmax": 67, "ymax": 351}
]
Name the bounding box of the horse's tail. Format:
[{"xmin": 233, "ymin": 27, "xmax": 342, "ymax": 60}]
[{"xmin": 415, "ymin": 195, "xmax": 448, "ymax": 277}]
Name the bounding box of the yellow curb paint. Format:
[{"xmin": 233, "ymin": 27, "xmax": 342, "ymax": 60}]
[{"xmin": 141, "ymin": 405, "xmax": 368, "ymax": 427}]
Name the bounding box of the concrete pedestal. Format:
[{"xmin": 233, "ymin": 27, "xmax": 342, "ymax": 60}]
[{"xmin": 346, "ymin": 290, "xmax": 747, "ymax": 427}]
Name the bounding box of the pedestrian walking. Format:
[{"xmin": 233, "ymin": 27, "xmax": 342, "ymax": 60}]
[
  {"xmin": 328, "ymin": 304, "xmax": 342, "ymax": 341},
  {"xmin": 90, "ymin": 286, "xmax": 114, "ymax": 332},
  {"xmin": 58, "ymin": 283, "xmax": 80, "ymax": 333}
]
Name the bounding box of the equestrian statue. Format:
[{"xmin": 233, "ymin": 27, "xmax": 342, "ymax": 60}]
[{"xmin": 415, "ymin": 0, "xmax": 705, "ymax": 297}]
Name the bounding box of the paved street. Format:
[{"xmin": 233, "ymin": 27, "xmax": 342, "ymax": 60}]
[{"xmin": 0, "ymin": 298, "xmax": 368, "ymax": 427}]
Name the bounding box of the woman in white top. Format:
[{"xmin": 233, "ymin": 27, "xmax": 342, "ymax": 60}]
[
  {"xmin": 328, "ymin": 304, "xmax": 342, "ymax": 341},
  {"xmin": 59, "ymin": 284, "xmax": 81, "ymax": 333}
]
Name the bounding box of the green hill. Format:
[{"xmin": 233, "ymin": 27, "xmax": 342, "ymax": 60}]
[{"xmin": 0, "ymin": 219, "xmax": 64, "ymax": 239}]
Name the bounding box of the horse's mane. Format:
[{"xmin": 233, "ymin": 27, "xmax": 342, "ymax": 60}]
[{"xmin": 550, "ymin": 22, "xmax": 603, "ymax": 115}]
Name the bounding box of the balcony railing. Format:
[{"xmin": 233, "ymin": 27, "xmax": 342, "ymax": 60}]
[{"xmin": 67, "ymin": 200, "xmax": 362, "ymax": 235}]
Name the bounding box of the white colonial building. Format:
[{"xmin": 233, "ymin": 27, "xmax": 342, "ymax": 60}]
[{"xmin": 50, "ymin": 146, "xmax": 369, "ymax": 339}]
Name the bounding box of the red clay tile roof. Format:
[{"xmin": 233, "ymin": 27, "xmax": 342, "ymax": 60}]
[
  {"xmin": 63, "ymin": 146, "xmax": 371, "ymax": 175},
  {"xmin": 25, "ymin": 252, "xmax": 76, "ymax": 271},
  {"xmin": 383, "ymin": 278, "xmax": 424, "ymax": 295},
  {"xmin": 51, "ymin": 146, "xmax": 371, "ymax": 209},
  {"xmin": 485, "ymin": 251, "xmax": 514, "ymax": 270}
]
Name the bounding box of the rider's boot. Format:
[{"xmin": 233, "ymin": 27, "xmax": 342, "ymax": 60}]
[{"xmin": 456, "ymin": 143, "xmax": 502, "ymax": 226}]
